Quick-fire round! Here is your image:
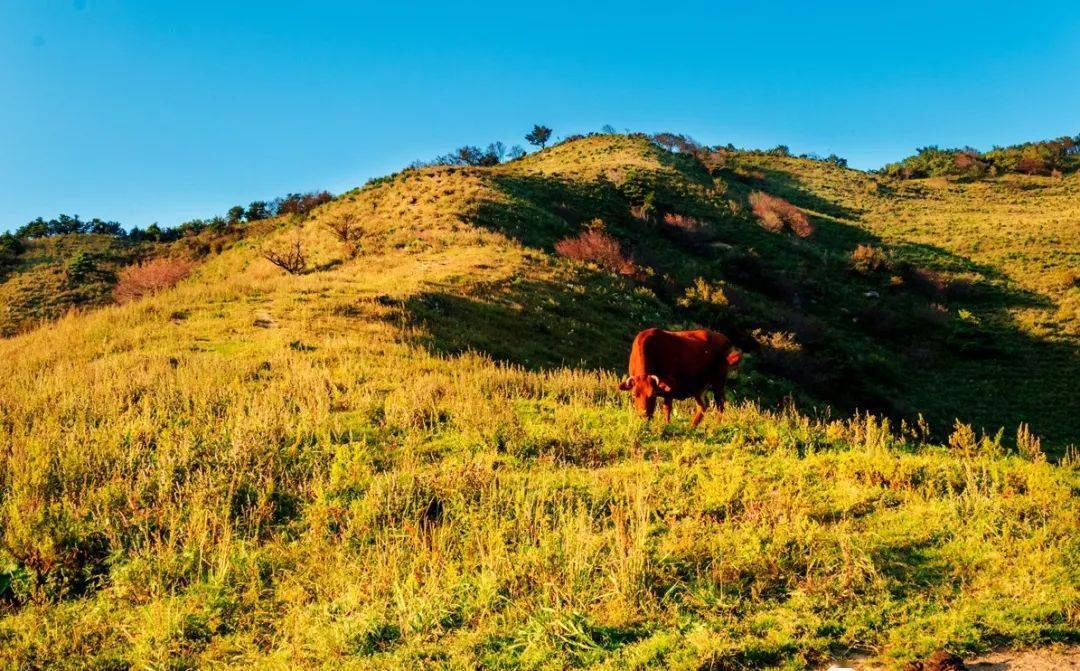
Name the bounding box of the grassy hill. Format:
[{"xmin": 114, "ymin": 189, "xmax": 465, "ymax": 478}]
[
  {"xmin": 0, "ymin": 135, "xmax": 1076, "ymax": 669},
  {"xmin": 0, "ymin": 234, "xmax": 142, "ymax": 337}
]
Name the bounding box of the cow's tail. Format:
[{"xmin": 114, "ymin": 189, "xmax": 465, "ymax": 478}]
[{"xmin": 726, "ymin": 346, "xmax": 742, "ymax": 367}]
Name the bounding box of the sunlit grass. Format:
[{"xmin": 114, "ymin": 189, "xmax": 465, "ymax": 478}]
[{"xmin": 0, "ymin": 135, "xmax": 1076, "ymax": 669}]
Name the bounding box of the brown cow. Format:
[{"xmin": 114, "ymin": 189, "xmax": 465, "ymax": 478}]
[{"xmin": 618, "ymin": 328, "xmax": 741, "ymax": 427}]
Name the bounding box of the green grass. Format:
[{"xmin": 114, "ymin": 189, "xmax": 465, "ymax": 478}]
[{"xmin": 0, "ymin": 134, "xmax": 1076, "ymax": 669}]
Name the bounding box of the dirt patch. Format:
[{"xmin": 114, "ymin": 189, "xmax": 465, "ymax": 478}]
[{"xmin": 822, "ymin": 647, "xmax": 1080, "ymax": 671}]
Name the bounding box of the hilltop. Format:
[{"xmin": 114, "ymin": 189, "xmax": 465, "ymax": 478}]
[{"xmin": 0, "ymin": 134, "xmax": 1076, "ymax": 669}]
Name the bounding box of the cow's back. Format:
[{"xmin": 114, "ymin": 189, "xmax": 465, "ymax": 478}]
[{"xmin": 629, "ymin": 328, "xmax": 730, "ymax": 396}]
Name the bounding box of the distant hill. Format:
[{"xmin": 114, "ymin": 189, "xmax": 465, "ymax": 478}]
[{"xmin": 0, "ymin": 134, "xmax": 1076, "ymax": 669}]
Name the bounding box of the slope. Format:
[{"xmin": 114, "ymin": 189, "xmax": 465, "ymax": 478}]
[{"xmin": 0, "ymin": 135, "xmax": 1076, "ymax": 670}]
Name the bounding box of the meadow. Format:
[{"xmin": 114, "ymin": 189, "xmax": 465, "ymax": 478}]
[{"xmin": 0, "ymin": 134, "xmax": 1076, "ymax": 669}]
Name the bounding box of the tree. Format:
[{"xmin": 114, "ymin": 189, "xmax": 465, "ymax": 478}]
[
  {"xmin": 65, "ymin": 251, "xmax": 100, "ymax": 285},
  {"xmin": 263, "ymin": 239, "xmax": 307, "ymax": 274},
  {"xmin": 87, "ymin": 219, "xmax": 124, "ymax": 235},
  {"xmin": 325, "ymin": 213, "xmax": 362, "ymax": 257},
  {"xmin": 525, "ymin": 124, "xmax": 553, "ymax": 149},
  {"xmin": 824, "ymin": 154, "xmax": 848, "ymax": 168},
  {"xmin": 16, "ymin": 218, "xmax": 50, "ymax": 239},
  {"xmin": 246, "ymin": 201, "xmax": 271, "ymax": 221},
  {"xmin": 48, "ymin": 214, "xmax": 86, "ymax": 235},
  {"xmin": 452, "ymin": 145, "xmax": 485, "ymax": 166},
  {"xmin": 0, "ymin": 232, "xmax": 24, "ymax": 278},
  {"xmin": 144, "ymin": 223, "xmax": 164, "ymax": 241},
  {"xmin": 227, "ymin": 205, "xmax": 246, "ymax": 224},
  {"xmin": 485, "ymin": 142, "xmax": 506, "ymax": 164},
  {"xmin": 506, "ymin": 145, "xmax": 527, "ymax": 160}
]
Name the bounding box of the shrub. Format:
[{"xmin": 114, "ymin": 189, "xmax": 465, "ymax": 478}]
[
  {"xmin": 325, "ymin": 213, "xmax": 363, "ymax": 256},
  {"xmin": 113, "ymin": 257, "xmax": 195, "ymax": 303},
  {"xmin": 900, "ymin": 265, "xmax": 971, "ymax": 299},
  {"xmin": 749, "ymin": 192, "xmax": 814, "ymax": 237},
  {"xmin": 275, "ymin": 191, "xmax": 332, "ymax": 217},
  {"xmin": 660, "ymin": 212, "xmax": 716, "ymax": 248},
  {"xmin": 0, "ymin": 233, "xmax": 24, "ymax": 277},
  {"xmin": 629, "ymin": 192, "xmax": 658, "ymax": 223},
  {"xmin": 850, "ymin": 244, "xmax": 890, "ymax": 273},
  {"xmin": 883, "ymin": 135, "xmax": 1080, "ymax": 179},
  {"xmin": 262, "ymin": 239, "xmax": 307, "ymax": 275},
  {"xmin": 555, "ymin": 225, "xmax": 637, "ymax": 277},
  {"xmin": 65, "ymin": 251, "xmax": 102, "ymax": 286},
  {"xmin": 678, "ymin": 278, "xmax": 741, "ymax": 320}
]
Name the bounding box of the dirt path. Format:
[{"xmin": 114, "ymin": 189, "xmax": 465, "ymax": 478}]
[
  {"xmin": 964, "ymin": 647, "xmax": 1080, "ymax": 670},
  {"xmin": 822, "ymin": 646, "xmax": 1080, "ymax": 671}
]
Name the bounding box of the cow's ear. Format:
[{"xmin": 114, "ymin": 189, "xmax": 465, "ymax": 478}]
[
  {"xmin": 649, "ymin": 375, "xmax": 672, "ymax": 393},
  {"xmin": 618, "ymin": 376, "xmax": 634, "ymax": 391}
]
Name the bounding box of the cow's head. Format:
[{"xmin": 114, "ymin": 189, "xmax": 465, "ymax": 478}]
[{"xmin": 618, "ymin": 374, "xmax": 672, "ymax": 419}]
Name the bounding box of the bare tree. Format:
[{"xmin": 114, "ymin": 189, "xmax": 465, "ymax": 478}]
[
  {"xmin": 263, "ymin": 239, "xmax": 307, "ymax": 274},
  {"xmin": 325, "ymin": 213, "xmax": 363, "ymax": 257}
]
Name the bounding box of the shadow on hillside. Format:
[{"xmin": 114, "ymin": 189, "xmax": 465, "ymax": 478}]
[
  {"xmin": 720, "ymin": 165, "xmax": 864, "ymax": 221},
  {"xmin": 399, "ymin": 273, "xmax": 669, "ymax": 371},
  {"xmin": 397, "ymin": 162, "xmax": 1079, "ymax": 448}
]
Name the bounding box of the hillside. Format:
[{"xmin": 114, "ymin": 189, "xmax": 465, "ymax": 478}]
[{"xmin": 0, "ymin": 135, "xmax": 1076, "ymax": 669}]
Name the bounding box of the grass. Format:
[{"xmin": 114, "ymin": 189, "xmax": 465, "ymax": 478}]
[{"xmin": 0, "ymin": 134, "xmax": 1076, "ymax": 669}]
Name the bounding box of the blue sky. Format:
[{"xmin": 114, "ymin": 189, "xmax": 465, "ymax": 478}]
[{"xmin": 3, "ymin": 1, "xmax": 1079, "ymax": 232}]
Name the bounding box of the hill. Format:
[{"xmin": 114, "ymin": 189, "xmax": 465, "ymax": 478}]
[{"xmin": 0, "ymin": 134, "xmax": 1076, "ymax": 669}]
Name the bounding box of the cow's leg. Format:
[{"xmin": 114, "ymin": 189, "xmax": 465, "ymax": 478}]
[
  {"xmin": 662, "ymin": 397, "xmax": 672, "ymax": 424},
  {"xmin": 713, "ymin": 382, "xmax": 726, "ymax": 416},
  {"xmin": 690, "ymin": 394, "xmax": 707, "ymax": 428}
]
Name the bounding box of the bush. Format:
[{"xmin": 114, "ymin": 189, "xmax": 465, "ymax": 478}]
[
  {"xmin": 900, "ymin": 265, "xmax": 948, "ymax": 298},
  {"xmin": 850, "ymin": 244, "xmax": 890, "ymax": 273},
  {"xmin": 113, "ymin": 257, "xmax": 195, "ymax": 303},
  {"xmin": 660, "ymin": 212, "xmax": 716, "ymax": 249},
  {"xmin": 554, "ymin": 225, "xmax": 637, "ymax": 277},
  {"xmin": 0, "ymin": 233, "xmax": 24, "ymax": 277},
  {"xmin": 883, "ymin": 135, "xmax": 1080, "ymax": 179},
  {"xmin": 749, "ymin": 191, "xmax": 814, "ymax": 237},
  {"xmin": 326, "ymin": 213, "xmax": 363, "ymax": 257},
  {"xmin": 275, "ymin": 191, "xmax": 333, "ymax": 217},
  {"xmin": 629, "ymin": 192, "xmax": 658, "ymax": 223},
  {"xmin": 65, "ymin": 251, "xmax": 104, "ymax": 286}
]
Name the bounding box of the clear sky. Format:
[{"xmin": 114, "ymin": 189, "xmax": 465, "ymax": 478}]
[{"xmin": 3, "ymin": 1, "xmax": 1079, "ymax": 232}]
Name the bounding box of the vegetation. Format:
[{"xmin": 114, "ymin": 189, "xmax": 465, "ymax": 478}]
[
  {"xmin": 113, "ymin": 257, "xmax": 196, "ymax": 304},
  {"xmin": 555, "ymin": 223, "xmax": 638, "ymax": 278},
  {"xmin": 526, "ymin": 124, "xmax": 553, "ymax": 149},
  {"xmin": 881, "ymin": 136, "xmax": 1080, "ymax": 179},
  {"xmin": 0, "ymin": 133, "xmax": 1077, "ymax": 669},
  {"xmin": 748, "ymin": 191, "xmax": 814, "ymax": 237}
]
